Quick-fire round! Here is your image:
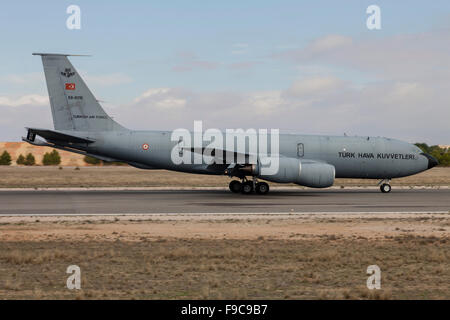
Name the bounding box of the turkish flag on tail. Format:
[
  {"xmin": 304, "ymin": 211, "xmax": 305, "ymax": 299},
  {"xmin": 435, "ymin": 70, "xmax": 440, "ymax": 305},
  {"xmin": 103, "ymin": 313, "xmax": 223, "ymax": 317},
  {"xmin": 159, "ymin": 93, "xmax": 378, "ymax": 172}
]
[{"xmin": 65, "ymin": 83, "xmax": 75, "ymax": 90}]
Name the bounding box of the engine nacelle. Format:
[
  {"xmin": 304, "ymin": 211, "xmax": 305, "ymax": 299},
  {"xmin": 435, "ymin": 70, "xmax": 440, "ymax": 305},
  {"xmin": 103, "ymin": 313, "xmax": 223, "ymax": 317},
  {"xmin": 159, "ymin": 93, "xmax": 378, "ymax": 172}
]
[{"xmin": 258, "ymin": 157, "xmax": 335, "ymax": 188}]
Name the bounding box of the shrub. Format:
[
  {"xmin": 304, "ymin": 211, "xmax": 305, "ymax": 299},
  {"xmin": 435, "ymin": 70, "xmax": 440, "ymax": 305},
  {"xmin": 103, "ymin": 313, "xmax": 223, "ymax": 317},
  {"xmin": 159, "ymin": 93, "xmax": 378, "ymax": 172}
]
[
  {"xmin": 42, "ymin": 150, "xmax": 61, "ymax": 165},
  {"xmin": 24, "ymin": 153, "xmax": 36, "ymax": 166},
  {"xmin": 84, "ymin": 155, "xmax": 101, "ymax": 165},
  {"xmin": 415, "ymin": 143, "xmax": 450, "ymax": 166},
  {"xmin": 0, "ymin": 151, "xmax": 12, "ymax": 165},
  {"xmin": 16, "ymin": 154, "xmax": 25, "ymax": 165}
]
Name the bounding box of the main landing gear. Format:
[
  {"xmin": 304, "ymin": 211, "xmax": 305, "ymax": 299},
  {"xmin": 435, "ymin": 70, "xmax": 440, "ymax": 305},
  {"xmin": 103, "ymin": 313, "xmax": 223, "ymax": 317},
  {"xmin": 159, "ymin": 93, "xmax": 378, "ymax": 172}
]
[
  {"xmin": 378, "ymin": 179, "xmax": 392, "ymax": 193},
  {"xmin": 229, "ymin": 177, "xmax": 270, "ymax": 195}
]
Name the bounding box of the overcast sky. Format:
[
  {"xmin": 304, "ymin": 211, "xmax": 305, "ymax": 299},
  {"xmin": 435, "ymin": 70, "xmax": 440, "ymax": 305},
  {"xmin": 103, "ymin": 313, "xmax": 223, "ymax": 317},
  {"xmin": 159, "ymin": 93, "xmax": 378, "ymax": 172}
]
[{"xmin": 1, "ymin": 1, "xmax": 449, "ymax": 144}]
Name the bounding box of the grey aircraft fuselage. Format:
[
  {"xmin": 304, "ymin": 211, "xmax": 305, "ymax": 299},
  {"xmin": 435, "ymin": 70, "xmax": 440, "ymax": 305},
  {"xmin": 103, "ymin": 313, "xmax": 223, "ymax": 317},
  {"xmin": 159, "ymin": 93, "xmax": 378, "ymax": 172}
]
[{"xmin": 53, "ymin": 129, "xmax": 434, "ymax": 179}]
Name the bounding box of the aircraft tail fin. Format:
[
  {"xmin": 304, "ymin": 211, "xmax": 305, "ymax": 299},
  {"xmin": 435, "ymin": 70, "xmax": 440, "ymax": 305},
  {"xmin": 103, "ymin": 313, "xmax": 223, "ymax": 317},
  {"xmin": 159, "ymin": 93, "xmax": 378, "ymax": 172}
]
[{"xmin": 33, "ymin": 53, "xmax": 126, "ymax": 132}]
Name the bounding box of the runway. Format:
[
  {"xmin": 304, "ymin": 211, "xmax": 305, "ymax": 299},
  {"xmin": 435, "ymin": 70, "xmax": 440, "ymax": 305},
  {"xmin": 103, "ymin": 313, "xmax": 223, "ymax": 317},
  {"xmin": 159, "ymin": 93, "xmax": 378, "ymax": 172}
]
[{"xmin": 0, "ymin": 189, "xmax": 448, "ymax": 215}]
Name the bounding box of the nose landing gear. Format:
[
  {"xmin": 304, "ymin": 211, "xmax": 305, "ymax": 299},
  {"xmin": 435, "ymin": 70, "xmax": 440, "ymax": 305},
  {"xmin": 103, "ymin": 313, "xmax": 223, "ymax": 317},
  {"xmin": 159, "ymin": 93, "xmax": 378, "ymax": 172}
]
[{"xmin": 378, "ymin": 179, "xmax": 391, "ymax": 193}]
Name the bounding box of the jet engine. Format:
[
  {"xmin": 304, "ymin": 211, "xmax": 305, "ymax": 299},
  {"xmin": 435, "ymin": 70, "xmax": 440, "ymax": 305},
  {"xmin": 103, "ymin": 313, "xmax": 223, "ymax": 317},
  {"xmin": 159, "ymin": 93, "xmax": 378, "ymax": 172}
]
[{"xmin": 257, "ymin": 157, "xmax": 335, "ymax": 188}]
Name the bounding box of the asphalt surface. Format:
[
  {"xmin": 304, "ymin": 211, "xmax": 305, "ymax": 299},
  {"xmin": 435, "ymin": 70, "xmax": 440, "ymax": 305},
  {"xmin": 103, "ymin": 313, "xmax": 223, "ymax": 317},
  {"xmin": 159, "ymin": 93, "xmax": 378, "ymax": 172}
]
[{"xmin": 0, "ymin": 189, "xmax": 448, "ymax": 215}]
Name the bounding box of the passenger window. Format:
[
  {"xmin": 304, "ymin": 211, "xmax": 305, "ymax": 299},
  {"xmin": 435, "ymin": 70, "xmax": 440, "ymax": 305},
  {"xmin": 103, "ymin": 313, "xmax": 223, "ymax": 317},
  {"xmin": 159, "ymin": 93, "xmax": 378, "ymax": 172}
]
[{"xmin": 297, "ymin": 143, "xmax": 304, "ymax": 157}]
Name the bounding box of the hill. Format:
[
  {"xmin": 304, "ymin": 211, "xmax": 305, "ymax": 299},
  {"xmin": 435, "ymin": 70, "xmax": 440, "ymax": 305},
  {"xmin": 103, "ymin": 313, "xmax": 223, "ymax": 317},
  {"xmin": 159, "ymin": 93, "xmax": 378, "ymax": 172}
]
[{"xmin": 0, "ymin": 142, "xmax": 85, "ymax": 166}]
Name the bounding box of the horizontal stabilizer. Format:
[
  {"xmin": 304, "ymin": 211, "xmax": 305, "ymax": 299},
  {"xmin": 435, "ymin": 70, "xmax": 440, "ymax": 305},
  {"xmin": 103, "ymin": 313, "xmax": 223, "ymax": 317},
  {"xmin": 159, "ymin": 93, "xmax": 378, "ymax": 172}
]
[
  {"xmin": 32, "ymin": 53, "xmax": 91, "ymax": 57},
  {"xmin": 24, "ymin": 128, "xmax": 95, "ymax": 144}
]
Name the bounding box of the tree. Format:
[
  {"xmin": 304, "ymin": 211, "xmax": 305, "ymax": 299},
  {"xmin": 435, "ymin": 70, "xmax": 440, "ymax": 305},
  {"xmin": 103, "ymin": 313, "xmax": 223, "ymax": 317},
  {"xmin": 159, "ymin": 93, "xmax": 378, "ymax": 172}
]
[
  {"xmin": 415, "ymin": 143, "xmax": 449, "ymax": 167},
  {"xmin": 16, "ymin": 154, "xmax": 25, "ymax": 165},
  {"xmin": 24, "ymin": 153, "xmax": 36, "ymax": 166},
  {"xmin": 0, "ymin": 151, "xmax": 12, "ymax": 165},
  {"xmin": 42, "ymin": 150, "xmax": 61, "ymax": 165},
  {"xmin": 84, "ymin": 155, "xmax": 101, "ymax": 165},
  {"xmin": 415, "ymin": 143, "xmax": 431, "ymax": 154},
  {"xmin": 440, "ymin": 151, "xmax": 450, "ymax": 166}
]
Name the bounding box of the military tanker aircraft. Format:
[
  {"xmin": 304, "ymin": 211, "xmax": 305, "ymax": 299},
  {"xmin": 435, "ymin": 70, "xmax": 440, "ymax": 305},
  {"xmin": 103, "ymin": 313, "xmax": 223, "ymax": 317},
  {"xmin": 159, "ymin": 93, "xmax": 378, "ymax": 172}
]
[{"xmin": 23, "ymin": 53, "xmax": 438, "ymax": 195}]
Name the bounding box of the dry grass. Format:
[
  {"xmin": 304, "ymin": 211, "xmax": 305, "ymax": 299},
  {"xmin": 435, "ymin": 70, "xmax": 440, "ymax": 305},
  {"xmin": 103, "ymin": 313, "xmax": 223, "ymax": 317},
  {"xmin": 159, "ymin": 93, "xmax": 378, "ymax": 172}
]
[
  {"xmin": 0, "ymin": 214, "xmax": 449, "ymax": 299},
  {"xmin": 0, "ymin": 166, "xmax": 449, "ymax": 188},
  {"xmin": 0, "ymin": 237, "xmax": 449, "ymax": 299}
]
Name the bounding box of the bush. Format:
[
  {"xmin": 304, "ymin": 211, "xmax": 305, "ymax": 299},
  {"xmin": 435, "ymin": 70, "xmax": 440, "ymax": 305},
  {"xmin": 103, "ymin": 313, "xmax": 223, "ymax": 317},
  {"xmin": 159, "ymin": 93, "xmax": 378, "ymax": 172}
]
[
  {"xmin": 24, "ymin": 153, "xmax": 36, "ymax": 166},
  {"xmin": 84, "ymin": 155, "xmax": 102, "ymax": 165},
  {"xmin": 16, "ymin": 154, "xmax": 25, "ymax": 165},
  {"xmin": 0, "ymin": 151, "xmax": 12, "ymax": 165},
  {"xmin": 415, "ymin": 143, "xmax": 450, "ymax": 166},
  {"xmin": 42, "ymin": 150, "xmax": 61, "ymax": 165}
]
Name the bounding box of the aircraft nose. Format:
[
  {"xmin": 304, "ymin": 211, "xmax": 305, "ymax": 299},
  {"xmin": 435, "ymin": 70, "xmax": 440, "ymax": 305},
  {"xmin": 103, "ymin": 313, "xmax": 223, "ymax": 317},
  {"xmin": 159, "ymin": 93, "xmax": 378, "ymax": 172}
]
[{"xmin": 421, "ymin": 153, "xmax": 439, "ymax": 169}]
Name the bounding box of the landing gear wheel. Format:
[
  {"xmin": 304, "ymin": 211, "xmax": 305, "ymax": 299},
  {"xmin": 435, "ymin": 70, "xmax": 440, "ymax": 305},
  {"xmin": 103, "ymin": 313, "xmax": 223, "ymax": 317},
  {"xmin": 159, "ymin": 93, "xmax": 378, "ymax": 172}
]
[
  {"xmin": 256, "ymin": 182, "xmax": 269, "ymax": 195},
  {"xmin": 380, "ymin": 183, "xmax": 391, "ymax": 193},
  {"xmin": 229, "ymin": 180, "xmax": 242, "ymax": 193},
  {"xmin": 241, "ymin": 181, "xmax": 254, "ymax": 194}
]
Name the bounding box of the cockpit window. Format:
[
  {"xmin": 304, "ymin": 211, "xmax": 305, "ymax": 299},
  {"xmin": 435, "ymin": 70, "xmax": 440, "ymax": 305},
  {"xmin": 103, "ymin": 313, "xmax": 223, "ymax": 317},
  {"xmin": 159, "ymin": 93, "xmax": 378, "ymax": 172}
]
[{"xmin": 413, "ymin": 146, "xmax": 422, "ymax": 153}]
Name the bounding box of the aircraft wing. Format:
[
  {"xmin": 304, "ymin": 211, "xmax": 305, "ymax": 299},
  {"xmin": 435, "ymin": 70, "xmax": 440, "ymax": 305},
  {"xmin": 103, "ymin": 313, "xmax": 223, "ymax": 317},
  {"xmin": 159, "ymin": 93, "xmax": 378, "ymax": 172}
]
[
  {"xmin": 182, "ymin": 147, "xmax": 258, "ymax": 164},
  {"xmin": 23, "ymin": 127, "xmax": 95, "ymax": 144}
]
